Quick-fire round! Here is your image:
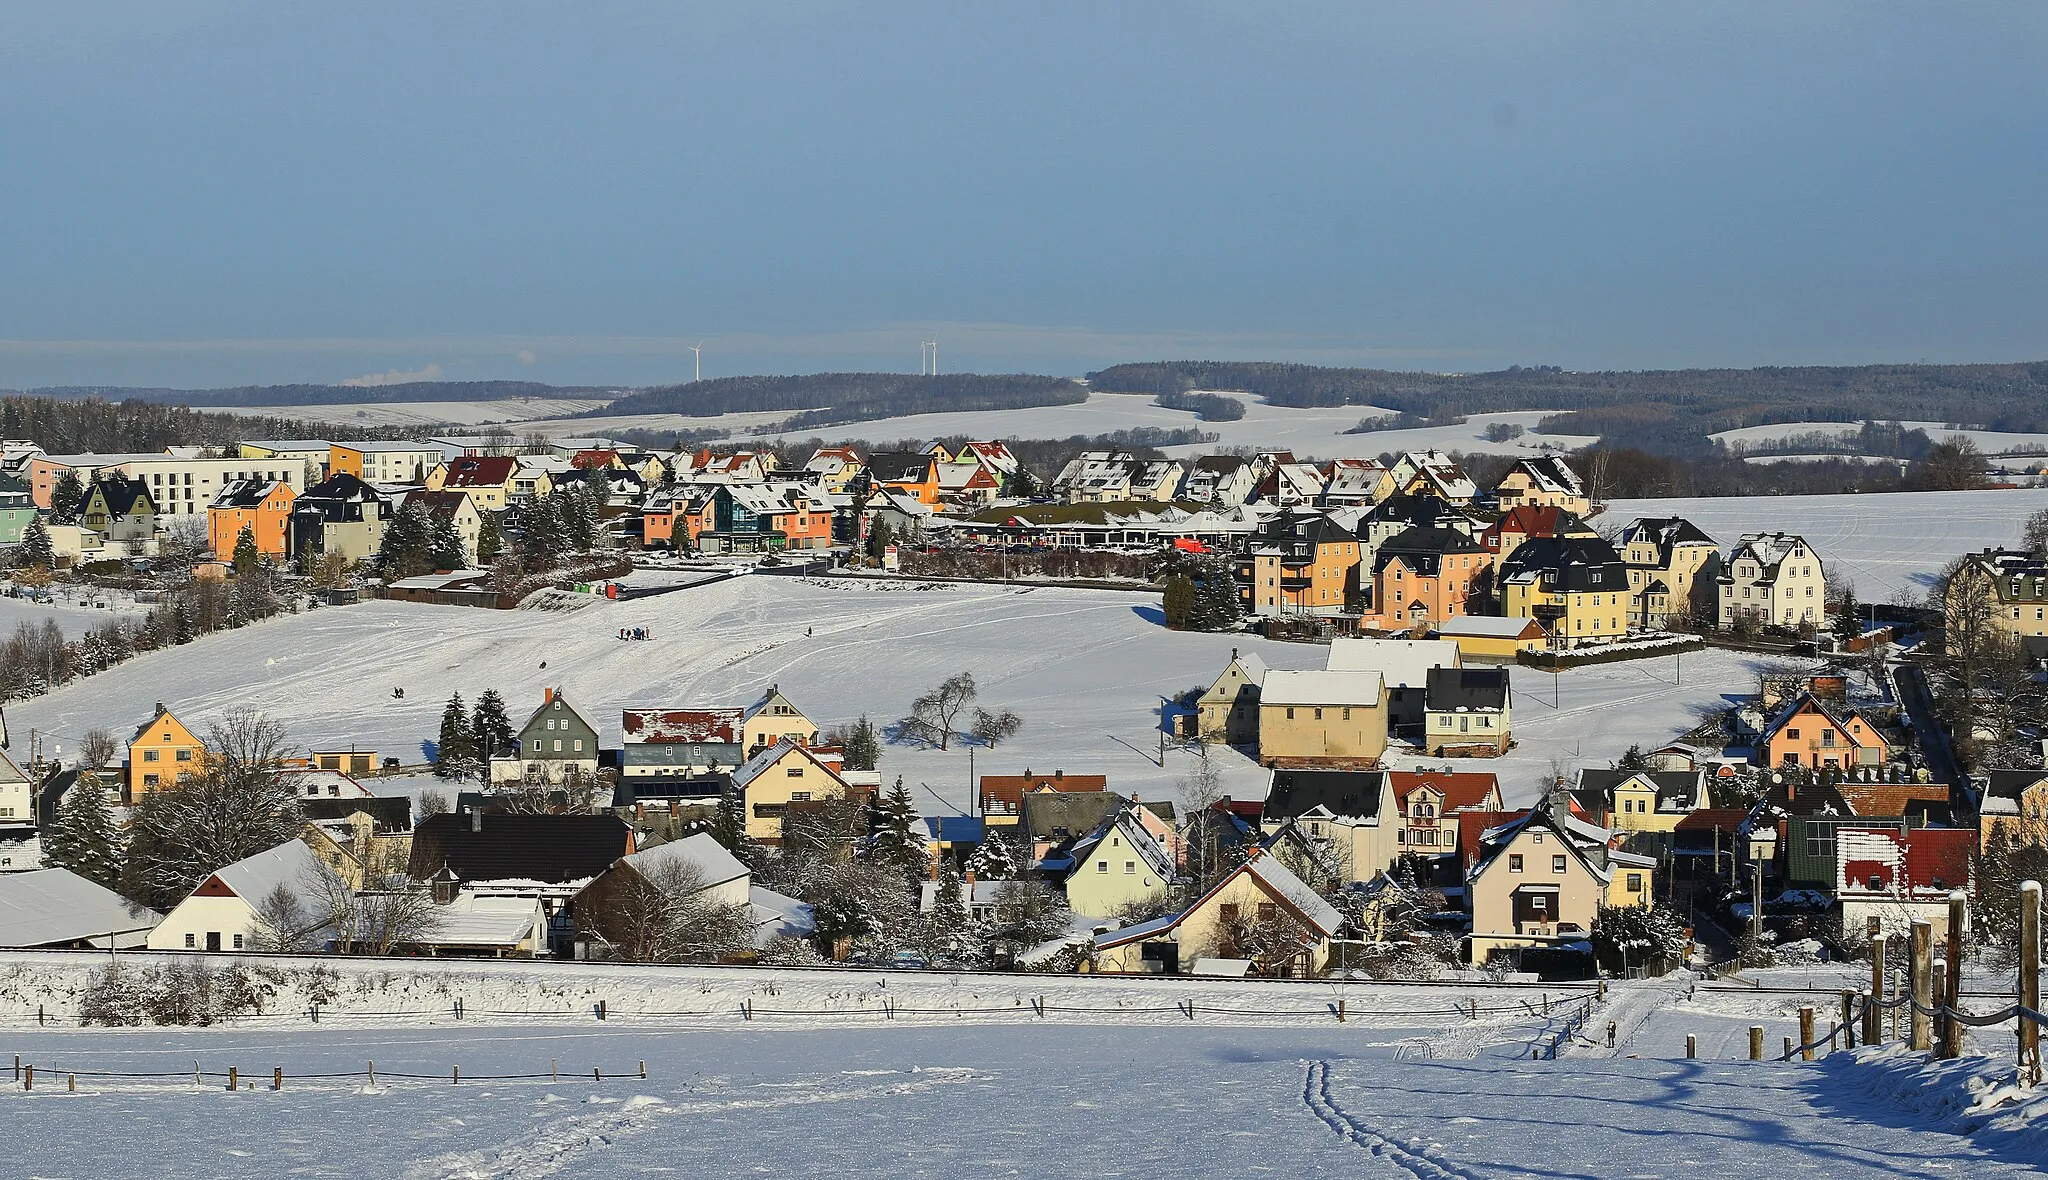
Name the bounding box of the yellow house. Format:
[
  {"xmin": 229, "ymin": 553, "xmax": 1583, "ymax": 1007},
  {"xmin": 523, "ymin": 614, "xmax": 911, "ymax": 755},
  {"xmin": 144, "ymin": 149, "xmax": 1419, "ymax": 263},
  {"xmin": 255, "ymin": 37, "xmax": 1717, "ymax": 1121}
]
[
  {"xmin": 301, "ymin": 811, "xmax": 414, "ymax": 890},
  {"xmin": 1618, "ymin": 517, "xmax": 1721, "ymax": 630},
  {"xmin": 1979, "ymin": 770, "xmax": 2048, "ymax": 849},
  {"xmin": 1573, "ymin": 768, "xmax": 1709, "ymax": 838},
  {"xmin": 1260, "ymin": 766, "xmax": 1401, "ymax": 883},
  {"xmin": 1467, "ymin": 809, "xmax": 1614, "ymax": 962},
  {"xmin": 1947, "ymin": 549, "xmax": 2048, "ymax": 643},
  {"xmin": 1499, "ymin": 535, "xmax": 1632, "ymax": 648},
  {"xmin": 1091, "ymin": 848, "xmax": 1343, "ymax": 976},
  {"xmin": 1062, "ymin": 808, "xmax": 1177, "ymax": 919},
  {"xmin": 1492, "ymin": 456, "xmax": 1589, "ymax": 517},
  {"xmin": 732, "ymin": 738, "xmax": 849, "ymax": 845},
  {"xmin": 1195, "ymin": 649, "xmax": 1267, "ymax": 745},
  {"xmin": 127, "ymin": 706, "xmax": 205, "ymax": 799},
  {"xmin": 741, "ymin": 687, "xmax": 819, "ymax": 756},
  {"xmin": 1432, "ymin": 616, "xmax": 1547, "ymax": 661},
  {"xmin": 1256, "ymin": 671, "xmax": 1387, "ymax": 765},
  {"xmin": 1606, "ymin": 850, "xmax": 1657, "ymax": 909}
]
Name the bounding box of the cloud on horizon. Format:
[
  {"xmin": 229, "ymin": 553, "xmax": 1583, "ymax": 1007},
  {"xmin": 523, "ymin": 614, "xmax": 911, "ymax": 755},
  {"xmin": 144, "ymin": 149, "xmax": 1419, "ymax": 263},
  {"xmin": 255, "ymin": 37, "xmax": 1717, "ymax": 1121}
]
[{"xmin": 340, "ymin": 363, "xmax": 443, "ymax": 388}]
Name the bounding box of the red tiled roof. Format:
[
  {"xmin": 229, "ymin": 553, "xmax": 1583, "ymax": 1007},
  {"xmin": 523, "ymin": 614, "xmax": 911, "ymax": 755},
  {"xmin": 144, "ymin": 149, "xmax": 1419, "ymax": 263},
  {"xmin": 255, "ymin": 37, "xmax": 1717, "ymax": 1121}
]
[
  {"xmin": 1458, "ymin": 808, "xmax": 1527, "ymax": 871},
  {"xmin": 979, "ymin": 772, "xmax": 1106, "ymax": 811},
  {"xmin": 621, "ymin": 708, "xmax": 741, "ymax": 745},
  {"xmin": 572, "ymin": 449, "xmax": 619, "ymax": 469},
  {"xmin": 1390, "ymin": 770, "xmax": 1500, "ymax": 812},
  {"xmin": 442, "ymin": 456, "xmax": 518, "ymax": 487},
  {"xmin": 1902, "ymin": 827, "xmax": 1974, "ymax": 892}
]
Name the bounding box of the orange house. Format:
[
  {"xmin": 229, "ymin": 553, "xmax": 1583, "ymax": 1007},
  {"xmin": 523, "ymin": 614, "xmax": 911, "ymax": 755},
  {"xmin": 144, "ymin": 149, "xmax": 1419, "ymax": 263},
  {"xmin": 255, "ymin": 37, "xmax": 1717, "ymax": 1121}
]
[
  {"xmin": 127, "ymin": 707, "xmax": 206, "ymax": 799},
  {"xmin": 865, "ymin": 452, "xmax": 943, "ymax": 507},
  {"xmin": 1368, "ymin": 528, "xmax": 1494, "ymax": 629},
  {"xmin": 1762, "ymin": 692, "xmax": 1890, "ymax": 770},
  {"xmin": 207, "ymin": 479, "xmax": 297, "ymax": 560}
]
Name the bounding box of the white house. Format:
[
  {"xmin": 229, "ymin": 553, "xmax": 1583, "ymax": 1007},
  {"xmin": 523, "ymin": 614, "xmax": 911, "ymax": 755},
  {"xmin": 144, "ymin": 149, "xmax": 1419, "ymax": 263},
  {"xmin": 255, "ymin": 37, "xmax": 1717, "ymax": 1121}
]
[
  {"xmin": 1718, "ymin": 533, "xmax": 1826, "ymax": 630},
  {"xmin": 147, "ymin": 840, "xmax": 334, "ymax": 953}
]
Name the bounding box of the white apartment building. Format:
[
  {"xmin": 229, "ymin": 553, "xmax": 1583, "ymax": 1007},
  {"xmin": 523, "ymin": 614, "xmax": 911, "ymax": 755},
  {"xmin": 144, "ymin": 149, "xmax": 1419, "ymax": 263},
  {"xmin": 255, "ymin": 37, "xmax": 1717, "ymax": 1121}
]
[
  {"xmin": 29, "ymin": 451, "xmax": 310, "ymax": 517},
  {"xmin": 328, "ymin": 442, "xmax": 446, "ymax": 485},
  {"xmin": 1718, "ymin": 532, "xmax": 1826, "ymax": 630}
]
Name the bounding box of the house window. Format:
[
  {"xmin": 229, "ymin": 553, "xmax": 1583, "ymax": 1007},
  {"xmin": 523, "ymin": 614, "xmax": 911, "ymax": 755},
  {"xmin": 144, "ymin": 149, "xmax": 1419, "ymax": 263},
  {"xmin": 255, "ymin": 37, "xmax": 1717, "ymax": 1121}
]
[
  {"xmin": 143, "ymin": 749, "xmax": 160, "ymax": 762},
  {"xmin": 1552, "ymin": 855, "xmax": 1567, "ymax": 873},
  {"xmin": 1806, "ymin": 827, "xmax": 1835, "ymax": 862},
  {"xmin": 185, "ymin": 933, "xmax": 195, "ymax": 948},
  {"xmin": 789, "ymin": 791, "xmax": 811, "ymax": 803},
  {"xmin": 1787, "ymin": 728, "xmax": 1800, "ymax": 740},
  {"xmin": 1314, "ymin": 708, "xmax": 1323, "ymax": 721},
  {"xmin": 786, "ymin": 766, "xmax": 803, "ymax": 777},
  {"xmin": 553, "ymin": 739, "xmax": 562, "ymax": 753},
  {"xmin": 573, "ymin": 739, "xmax": 583, "ymax": 752},
  {"xmin": 176, "ymin": 749, "xmax": 192, "ymax": 762},
  {"xmin": 1286, "ymin": 708, "xmax": 1295, "ymax": 720},
  {"xmin": 1627, "ymin": 873, "xmax": 1644, "ymax": 892},
  {"xmin": 1097, "ymin": 862, "xmax": 1108, "ymax": 873},
  {"xmin": 233, "ymin": 934, "xmax": 244, "ymax": 949},
  {"xmin": 1509, "ymin": 854, "xmax": 1524, "ymax": 873},
  {"xmin": 1125, "ymin": 861, "xmax": 1136, "ymax": 874}
]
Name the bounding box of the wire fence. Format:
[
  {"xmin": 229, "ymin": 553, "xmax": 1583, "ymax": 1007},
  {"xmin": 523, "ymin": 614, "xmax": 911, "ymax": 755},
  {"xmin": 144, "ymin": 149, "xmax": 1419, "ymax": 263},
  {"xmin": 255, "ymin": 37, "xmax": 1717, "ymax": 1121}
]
[{"xmin": 6, "ymin": 1054, "xmax": 650, "ymax": 1093}]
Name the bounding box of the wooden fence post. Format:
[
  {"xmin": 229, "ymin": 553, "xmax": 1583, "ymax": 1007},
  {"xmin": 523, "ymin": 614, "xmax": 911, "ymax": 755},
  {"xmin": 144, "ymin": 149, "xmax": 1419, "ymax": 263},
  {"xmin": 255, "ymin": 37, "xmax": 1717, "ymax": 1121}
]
[
  {"xmin": 1782, "ymin": 1035, "xmax": 1793, "ymax": 1060},
  {"xmin": 1943, "ymin": 891, "xmax": 1967, "ymax": 1060},
  {"xmin": 2021, "ymin": 880, "xmax": 2041, "ymax": 1085},
  {"xmin": 453, "ymin": 1065, "xmax": 460, "ymax": 1085},
  {"xmin": 367, "ymin": 1061, "xmax": 375, "ymax": 1087},
  {"xmin": 228, "ymin": 1066, "xmax": 238, "ymax": 1091},
  {"xmin": 1931, "ymin": 960, "xmax": 1948, "ymax": 1057},
  {"xmin": 22, "ymin": 1065, "xmax": 30, "ymax": 1091},
  {"xmin": 1685, "ymin": 1034, "xmax": 1696, "ymax": 1059},
  {"xmin": 1799, "ymin": 1008, "xmax": 1815, "ymax": 1061},
  {"xmin": 1840, "ymin": 991, "xmax": 1855, "ymax": 1050},
  {"xmin": 1336, "ymin": 999, "xmax": 1345, "ymax": 1022},
  {"xmin": 67, "ymin": 1073, "xmax": 74, "ymax": 1092},
  {"xmin": 1909, "ymin": 919, "xmax": 1933, "ymax": 1052},
  {"xmin": 273, "ymin": 1068, "xmax": 282, "ymax": 1091},
  {"xmin": 1748, "ymin": 1026, "xmax": 1763, "ymax": 1061},
  {"xmin": 1866, "ymin": 933, "xmax": 1886, "ymax": 1045}
]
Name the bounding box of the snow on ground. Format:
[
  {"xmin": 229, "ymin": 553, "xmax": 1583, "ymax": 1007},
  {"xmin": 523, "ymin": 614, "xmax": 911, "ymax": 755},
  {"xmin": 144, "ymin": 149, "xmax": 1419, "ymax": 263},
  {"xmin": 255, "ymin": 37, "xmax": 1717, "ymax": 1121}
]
[
  {"xmin": 0, "ymin": 956, "xmax": 2034, "ymax": 1179},
  {"xmin": 0, "ymin": 587, "xmax": 150, "ymax": 639},
  {"xmin": 1604, "ymin": 486, "xmax": 2048, "ymax": 602},
  {"xmin": 222, "ymin": 398, "xmax": 616, "ymax": 428},
  {"xmin": 1713, "ymin": 419, "xmax": 2048, "ymax": 455}
]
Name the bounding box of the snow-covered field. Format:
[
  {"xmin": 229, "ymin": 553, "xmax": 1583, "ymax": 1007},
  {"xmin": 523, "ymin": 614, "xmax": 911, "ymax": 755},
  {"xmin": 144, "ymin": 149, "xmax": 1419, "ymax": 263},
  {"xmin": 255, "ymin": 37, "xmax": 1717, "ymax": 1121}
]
[
  {"xmin": 0, "ymin": 953, "xmax": 2035, "ymax": 1178},
  {"xmin": 0, "ymin": 589, "xmax": 149, "ymax": 639},
  {"xmin": 1713, "ymin": 419, "xmax": 2048, "ymax": 455},
  {"xmin": 1603, "ymin": 486, "xmax": 2048, "ymax": 603},
  {"xmin": 225, "ymin": 398, "xmax": 616, "ymax": 429}
]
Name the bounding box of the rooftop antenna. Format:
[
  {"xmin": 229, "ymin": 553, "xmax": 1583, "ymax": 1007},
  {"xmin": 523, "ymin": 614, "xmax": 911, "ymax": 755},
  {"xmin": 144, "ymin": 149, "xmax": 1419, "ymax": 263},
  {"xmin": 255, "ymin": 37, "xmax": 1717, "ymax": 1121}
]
[{"xmin": 690, "ymin": 343, "xmax": 704, "ymax": 383}]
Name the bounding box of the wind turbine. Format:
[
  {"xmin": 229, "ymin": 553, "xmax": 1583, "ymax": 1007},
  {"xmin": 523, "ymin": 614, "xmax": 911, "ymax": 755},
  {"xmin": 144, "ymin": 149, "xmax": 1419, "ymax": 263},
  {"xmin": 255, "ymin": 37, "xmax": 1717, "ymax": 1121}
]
[
  {"xmin": 690, "ymin": 343, "xmax": 704, "ymax": 383},
  {"xmin": 922, "ymin": 340, "xmax": 939, "ymax": 376}
]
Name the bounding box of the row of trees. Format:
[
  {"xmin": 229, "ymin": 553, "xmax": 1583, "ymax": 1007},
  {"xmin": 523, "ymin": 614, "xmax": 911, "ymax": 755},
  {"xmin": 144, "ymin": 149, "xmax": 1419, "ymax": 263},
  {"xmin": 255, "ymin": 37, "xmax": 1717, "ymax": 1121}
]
[{"xmin": 433, "ymin": 690, "xmax": 516, "ymax": 778}]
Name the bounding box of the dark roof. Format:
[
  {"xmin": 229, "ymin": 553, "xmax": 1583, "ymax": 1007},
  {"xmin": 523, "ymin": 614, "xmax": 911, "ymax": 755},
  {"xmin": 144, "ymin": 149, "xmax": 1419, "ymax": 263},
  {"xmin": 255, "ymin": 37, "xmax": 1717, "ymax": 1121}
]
[
  {"xmin": 924, "ymin": 815, "xmax": 986, "ymax": 844},
  {"xmin": 1575, "ymin": 768, "xmax": 1700, "ymax": 809},
  {"xmin": 866, "ymin": 452, "xmax": 936, "ymax": 482},
  {"xmin": 1985, "ymin": 769, "xmax": 2048, "ymax": 808},
  {"xmin": 212, "ymin": 478, "xmax": 283, "ymax": 509},
  {"xmin": 1376, "ymin": 526, "xmax": 1485, "ymax": 575},
  {"xmin": 303, "ymin": 796, "xmax": 413, "ymax": 831},
  {"xmin": 1019, "ymin": 790, "xmax": 1125, "ymax": 841},
  {"xmin": 611, "ymin": 774, "xmax": 730, "ymax": 807},
  {"xmin": 1262, "ymin": 767, "xmax": 1387, "ymax": 823},
  {"xmin": 89, "ymin": 476, "xmax": 155, "ymax": 519},
  {"xmin": 410, "ymin": 813, "xmax": 632, "ymax": 883},
  {"xmin": 1498, "ymin": 534, "xmax": 1628, "ymax": 592},
  {"xmin": 1365, "ymin": 493, "xmax": 1470, "ymax": 532},
  {"xmin": 1263, "ymin": 512, "xmax": 1352, "ymax": 547},
  {"xmin": 1426, "ymin": 666, "xmax": 1509, "ymax": 712},
  {"xmin": 405, "ymin": 489, "xmax": 474, "ymax": 519},
  {"xmin": 1622, "ymin": 516, "xmax": 1715, "ymax": 550}
]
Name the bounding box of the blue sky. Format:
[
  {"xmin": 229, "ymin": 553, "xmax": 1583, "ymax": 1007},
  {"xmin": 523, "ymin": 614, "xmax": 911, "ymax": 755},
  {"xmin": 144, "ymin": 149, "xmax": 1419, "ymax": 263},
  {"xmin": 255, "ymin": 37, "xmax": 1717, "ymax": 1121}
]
[{"xmin": 3, "ymin": 3, "xmax": 2044, "ymax": 388}]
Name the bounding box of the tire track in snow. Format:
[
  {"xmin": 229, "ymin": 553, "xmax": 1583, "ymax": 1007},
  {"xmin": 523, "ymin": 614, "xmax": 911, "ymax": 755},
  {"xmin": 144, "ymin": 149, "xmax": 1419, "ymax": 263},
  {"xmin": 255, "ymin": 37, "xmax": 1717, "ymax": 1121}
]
[
  {"xmin": 1301, "ymin": 1060, "xmax": 1482, "ymax": 1180},
  {"xmin": 414, "ymin": 1068, "xmax": 986, "ymax": 1180}
]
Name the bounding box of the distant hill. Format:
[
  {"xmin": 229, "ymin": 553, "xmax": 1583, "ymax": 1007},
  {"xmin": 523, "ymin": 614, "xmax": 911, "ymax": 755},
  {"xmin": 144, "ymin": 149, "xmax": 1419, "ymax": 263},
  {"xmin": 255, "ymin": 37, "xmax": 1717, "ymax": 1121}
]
[
  {"xmin": 1088, "ymin": 360, "xmax": 2048, "ymax": 455},
  {"xmin": 590, "ymin": 372, "xmax": 1088, "ymax": 429},
  {"xmin": 24, "ymin": 380, "xmax": 612, "ymax": 408}
]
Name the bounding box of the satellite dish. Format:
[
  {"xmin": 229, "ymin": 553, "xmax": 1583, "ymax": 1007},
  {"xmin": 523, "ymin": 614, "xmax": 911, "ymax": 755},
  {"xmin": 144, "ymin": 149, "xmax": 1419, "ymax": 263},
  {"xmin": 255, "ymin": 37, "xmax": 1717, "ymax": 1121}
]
[{"xmin": 1771, "ymin": 772, "xmax": 1783, "ymax": 784}]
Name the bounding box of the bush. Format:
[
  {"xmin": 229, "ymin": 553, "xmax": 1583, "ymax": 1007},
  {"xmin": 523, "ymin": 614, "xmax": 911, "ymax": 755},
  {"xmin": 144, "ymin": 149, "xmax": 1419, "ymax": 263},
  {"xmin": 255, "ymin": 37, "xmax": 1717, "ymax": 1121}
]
[{"xmin": 78, "ymin": 960, "xmax": 279, "ymax": 1026}]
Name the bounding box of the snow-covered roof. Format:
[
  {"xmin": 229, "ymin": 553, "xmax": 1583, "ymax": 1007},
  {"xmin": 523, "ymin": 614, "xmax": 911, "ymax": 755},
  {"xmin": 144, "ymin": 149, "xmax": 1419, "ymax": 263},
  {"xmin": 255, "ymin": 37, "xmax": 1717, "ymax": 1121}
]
[
  {"xmin": 211, "ymin": 839, "xmax": 329, "ymax": 903},
  {"xmin": 1434, "ymin": 616, "xmax": 1543, "ymax": 639},
  {"xmin": 749, "ymin": 885, "xmax": 815, "ymax": 946},
  {"xmin": 0, "ymin": 869, "xmax": 160, "ymax": 947},
  {"xmin": 621, "ymin": 708, "xmax": 741, "ymax": 745},
  {"xmin": 620, "ymin": 832, "xmax": 749, "ymax": 890},
  {"xmin": 1244, "ymin": 851, "xmax": 1344, "ymax": 935},
  {"xmin": 388, "ymin": 569, "xmax": 490, "ymax": 591},
  {"xmin": 1326, "ymin": 637, "xmax": 1461, "ymax": 687},
  {"xmin": 418, "ymin": 895, "xmax": 545, "ymax": 948},
  {"xmin": 1259, "ymin": 669, "xmax": 1383, "ymax": 708}
]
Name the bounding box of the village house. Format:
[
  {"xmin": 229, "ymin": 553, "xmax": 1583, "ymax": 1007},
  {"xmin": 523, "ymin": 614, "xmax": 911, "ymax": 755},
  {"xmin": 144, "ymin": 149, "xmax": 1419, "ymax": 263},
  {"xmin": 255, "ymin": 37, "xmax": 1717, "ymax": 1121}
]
[
  {"xmin": 1326, "ymin": 637, "xmax": 1462, "ymax": 735},
  {"xmin": 1493, "ymin": 456, "xmax": 1589, "ymax": 517},
  {"xmin": 574, "ymin": 832, "xmax": 753, "ymax": 960},
  {"xmin": 1181, "ymin": 455, "xmax": 1264, "ymax": 506},
  {"xmin": 1946, "ymin": 548, "xmax": 2048, "ymax": 642},
  {"xmin": 1618, "ymin": 517, "xmax": 1721, "ymax": 630},
  {"xmin": 620, "ymin": 708, "xmax": 745, "ymax": 777},
  {"xmin": 1257, "ymin": 671, "xmax": 1388, "ymax": 764},
  {"xmin": 698, "ymin": 483, "xmax": 833, "ymax": 553},
  {"xmin": 427, "ymin": 456, "xmax": 523, "ymax": 511},
  {"xmin": 410, "ymin": 812, "xmax": 636, "ymax": 953},
  {"xmin": 1834, "ymin": 825, "xmax": 1975, "ymax": 944},
  {"xmin": 147, "ymin": 839, "xmax": 334, "ymax": 953},
  {"xmin": 1479, "ymin": 504, "xmax": 1596, "ymax": 561},
  {"xmin": 1570, "ymin": 768, "xmax": 1710, "ymax": 851},
  {"xmin": 1500, "ymin": 534, "xmax": 1633, "ymax": 648},
  {"xmin": 978, "ymin": 769, "xmax": 1107, "ymax": 826},
  {"xmin": 401, "ymin": 489, "xmax": 485, "ymax": 565},
  {"xmin": 1023, "ymin": 790, "xmax": 1130, "ymax": 869},
  {"xmin": 0, "ymin": 474, "xmax": 35, "ymax": 547},
  {"xmin": 0, "ymin": 869, "xmax": 161, "ymax": 950},
  {"xmin": 1423, "ymin": 666, "xmax": 1512, "ymax": 757},
  {"xmin": 802, "ymin": 446, "xmax": 867, "ymax": 493},
  {"xmin": 739, "ymin": 687, "xmax": 819, "ymax": 756},
  {"xmin": 1386, "ymin": 450, "xmax": 1478, "ymax": 504},
  {"xmin": 865, "ymin": 451, "xmax": 944, "ymax": 506},
  {"xmin": 1062, "ymin": 806, "xmax": 1178, "ymax": 919},
  {"xmin": 1091, "ymin": 848, "xmax": 1343, "ymax": 977},
  {"xmin": 1259, "ymin": 766, "xmax": 1400, "ymax": 883},
  {"xmin": 287, "ymin": 473, "xmax": 391, "ymax": 564},
  {"xmin": 238, "ymin": 439, "xmax": 333, "ymax": 482},
  {"xmin": 1195, "ymin": 649, "xmax": 1268, "ymax": 745},
  {"xmin": 1980, "ymin": 769, "xmax": 2048, "ymax": 849},
  {"xmin": 0, "ymin": 751, "xmax": 33, "ymax": 830},
  {"xmin": 491, "ymin": 689, "xmax": 603, "ymax": 787},
  {"xmin": 1718, "ymin": 532, "xmax": 1826, "ymax": 631},
  {"xmin": 1366, "ymin": 527, "xmax": 1494, "ymax": 630},
  {"xmin": 1467, "ymin": 808, "xmax": 1645, "ymax": 963},
  {"xmin": 206, "ymin": 478, "xmax": 297, "ymax": 560},
  {"xmin": 1433, "ymin": 616, "xmax": 1547, "ymax": 661},
  {"xmin": 31, "ymin": 451, "xmax": 308, "ymax": 517},
  {"xmin": 1390, "ymin": 769, "xmax": 1503, "ymax": 867},
  {"xmin": 1320, "ymin": 457, "xmax": 1390, "ymax": 506},
  {"xmin": 300, "ymin": 801, "xmax": 414, "ymax": 889},
  {"xmin": 1759, "ymin": 691, "xmax": 1890, "ymax": 769},
  {"xmin": 1235, "ymin": 513, "xmax": 1361, "ymax": 617},
  {"xmin": 732, "ymin": 739, "xmax": 857, "ymax": 845},
  {"xmin": 77, "ymin": 476, "xmax": 158, "ymax": 555},
  {"xmin": 126, "ymin": 705, "xmax": 205, "ymax": 800}
]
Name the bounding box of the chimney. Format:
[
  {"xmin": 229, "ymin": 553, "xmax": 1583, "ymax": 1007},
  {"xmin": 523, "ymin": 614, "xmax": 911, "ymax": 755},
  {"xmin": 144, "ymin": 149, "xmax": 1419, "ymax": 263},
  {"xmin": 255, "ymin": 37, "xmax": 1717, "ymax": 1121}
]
[
  {"xmin": 965, "ymin": 869, "xmax": 976, "ymax": 886},
  {"xmin": 1054, "ymin": 769, "xmax": 1063, "ymax": 781},
  {"xmin": 544, "ymin": 687, "xmax": 555, "ymax": 704},
  {"xmin": 1231, "ymin": 647, "xmax": 1239, "ymax": 660},
  {"xmin": 470, "ymin": 809, "xmax": 483, "ymax": 833}
]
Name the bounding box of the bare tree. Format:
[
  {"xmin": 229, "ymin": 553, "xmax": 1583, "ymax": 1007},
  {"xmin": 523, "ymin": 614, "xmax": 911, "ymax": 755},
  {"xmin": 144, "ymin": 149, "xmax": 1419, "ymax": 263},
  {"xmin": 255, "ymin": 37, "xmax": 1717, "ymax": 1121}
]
[
  {"xmin": 898, "ymin": 671, "xmax": 978, "ymax": 749},
  {"xmin": 77, "ymin": 727, "xmax": 117, "ymax": 775},
  {"xmin": 969, "ymin": 707, "xmax": 1023, "ymax": 748},
  {"xmin": 251, "ymin": 881, "xmax": 327, "ymax": 954},
  {"xmin": 120, "ymin": 708, "xmax": 305, "ymax": 912},
  {"xmin": 1213, "ymin": 902, "xmax": 1320, "ymax": 977},
  {"xmin": 596, "ymin": 858, "xmax": 755, "ymax": 963},
  {"xmin": 417, "ymin": 789, "xmax": 451, "ymax": 818}
]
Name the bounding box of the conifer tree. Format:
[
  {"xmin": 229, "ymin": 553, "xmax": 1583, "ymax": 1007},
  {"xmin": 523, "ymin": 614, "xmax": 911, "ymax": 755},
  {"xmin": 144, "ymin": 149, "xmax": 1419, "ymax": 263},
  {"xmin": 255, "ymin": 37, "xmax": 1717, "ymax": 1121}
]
[
  {"xmin": 428, "ymin": 514, "xmax": 466, "ymax": 571},
  {"xmin": 477, "ymin": 512, "xmax": 504, "ymax": 564},
  {"xmin": 841, "ymin": 715, "xmax": 881, "ymax": 771},
  {"xmin": 471, "ymin": 689, "xmax": 514, "ymax": 772},
  {"xmin": 43, "ymin": 778, "xmax": 123, "ymax": 890},
  {"xmin": 16, "ymin": 516, "xmax": 54, "ymax": 570},
  {"xmin": 436, "ymin": 692, "xmax": 474, "ymax": 778},
  {"xmin": 48, "ymin": 472, "xmax": 83, "ymax": 525},
  {"xmin": 965, "ymin": 832, "xmax": 1020, "ymax": 880},
  {"xmin": 232, "ymin": 524, "xmax": 261, "ymax": 576},
  {"xmin": 378, "ymin": 500, "xmax": 435, "ymax": 581},
  {"xmin": 863, "ymin": 777, "xmax": 928, "ymax": 883}
]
